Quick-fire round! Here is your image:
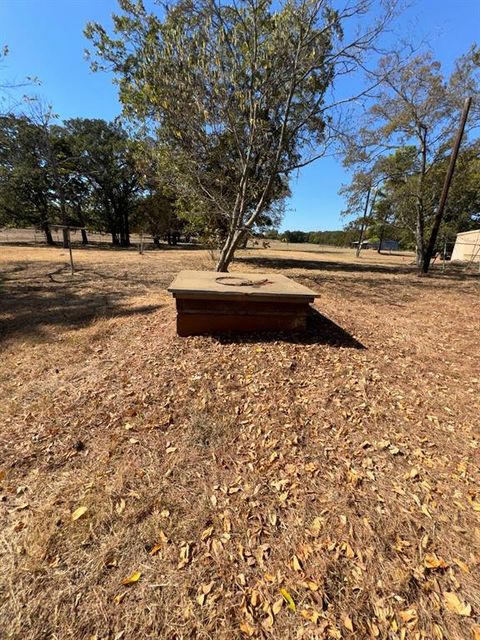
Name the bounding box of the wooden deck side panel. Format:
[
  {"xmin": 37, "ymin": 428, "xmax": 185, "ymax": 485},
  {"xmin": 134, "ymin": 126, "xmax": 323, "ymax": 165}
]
[{"xmin": 168, "ymin": 270, "xmax": 318, "ymax": 336}]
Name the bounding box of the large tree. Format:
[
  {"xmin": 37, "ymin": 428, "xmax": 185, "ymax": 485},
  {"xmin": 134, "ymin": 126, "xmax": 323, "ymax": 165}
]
[
  {"xmin": 346, "ymin": 48, "xmax": 479, "ymax": 271},
  {"xmin": 0, "ymin": 114, "xmax": 55, "ymax": 243},
  {"xmin": 64, "ymin": 118, "xmax": 141, "ymax": 246},
  {"xmin": 86, "ymin": 0, "xmax": 397, "ymax": 271}
]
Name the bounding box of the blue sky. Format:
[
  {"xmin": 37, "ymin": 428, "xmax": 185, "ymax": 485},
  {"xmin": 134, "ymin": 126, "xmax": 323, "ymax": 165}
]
[{"xmin": 1, "ymin": 0, "xmax": 479, "ymax": 231}]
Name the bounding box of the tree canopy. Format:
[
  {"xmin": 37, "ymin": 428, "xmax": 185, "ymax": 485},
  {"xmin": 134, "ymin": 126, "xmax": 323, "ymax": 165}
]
[
  {"xmin": 86, "ymin": 0, "xmax": 397, "ymax": 270},
  {"xmin": 342, "ymin": 48, "xmax": 479, "ymax": 271}
]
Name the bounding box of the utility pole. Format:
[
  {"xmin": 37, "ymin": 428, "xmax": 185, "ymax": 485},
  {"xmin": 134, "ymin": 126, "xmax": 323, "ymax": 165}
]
[
  {"xmin": 356, "ymin": 188, "xmax": 371, "ymax": 258},
  {"xmin": 423, "ymin": 97, "xmax": 472, "ymax": 273}
]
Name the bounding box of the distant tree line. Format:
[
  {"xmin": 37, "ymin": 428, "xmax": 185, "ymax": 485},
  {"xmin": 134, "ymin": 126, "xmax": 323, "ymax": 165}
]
[
  {"xmin": 265, "ymin": 229, "xmax": 359, "ymax": 246},
  {"xmin": 0, "ymin": 111, "xmax": 193, "ymax": 247},
  {"xmin": 341, "ymin": 47, "xmax": 480, "ymax": 268},
  {"xmin": 0, "ymin": 110, "xmax": 284, "ymax": 248}
]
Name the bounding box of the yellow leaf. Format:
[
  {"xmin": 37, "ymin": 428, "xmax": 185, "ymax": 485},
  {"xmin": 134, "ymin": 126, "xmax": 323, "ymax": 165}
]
[
  {"xmin": 453, "ymin": 558, "xmax": 470, "ymax": 573},
  {"xmin": 149, "ymin": 544, "xmax": 162, "ymax": 556},
  {"xmin": 421, "ymin": 504, "xmax": 432, "ymax": 518},
  {"xmin": 280, "ymin": 588, "xmax": 296, "ymax": 611},
  {"xmin": 300, "ymin": 608, "xmax": 320, "ymax": 624},
  {"xmin": 239, "ymin": 622, "xmax": 255, "ymax": 636},
  {"xmin": 399, "ymin": 608, "xmax": 417, "ymax": 624},
  {"xmin": 471, "ymin": 625, "xmax": 480, "ymax": 640},
  {"xmin": 262, "ymin": 604, "xmax": 274, "ymax": 629},
  {"xmin": 201, "ymin": 525, "xmax": 214, "ymax": 541},
  {"xmin": 114, "ymin": 590, "xmax": 128, "ymax": 605},
  {"xmin": 71, "ymin": 506, "xmax": 88, "ymax": 521},
  {"xmin": 272, "ymin": 598, "xmax": 283, "ymax": 615},
  {"xmin": 343, "ymin": 615, "xmax": 354, "ymax": 632},
  {"xmin": 424, "ymin": 553, "xmax": 448, "ymax": 569},
  {"xmin": 202, "ymin": 581, "xmax": 214, "ymax": 595},
  {"xmin": 250, "ymin": 589, "xmax": 261, "ymax": 607},
  {"xmin": 122, "ymin": 571, "xmax": 141, "ymax": 586},
  {"xmin": 443, "ymin": 591, "xmax": 471, "ymax": 616},
  {"xmin": 291, "ymin": 555, "xmax": 302, "ymax": 571},
  {"xmin": 115, "ymin": 499, "xmax": 126, "ymax": 515},
  {"xmin": 306, "ymin": 580, "xmax": 319, "ymax": 591}
]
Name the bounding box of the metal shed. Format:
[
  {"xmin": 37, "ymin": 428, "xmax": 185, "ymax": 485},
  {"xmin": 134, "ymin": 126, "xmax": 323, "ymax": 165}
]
[{"xmin": 451, "ymin": 229, "xmax": 480, "ymax": 263}]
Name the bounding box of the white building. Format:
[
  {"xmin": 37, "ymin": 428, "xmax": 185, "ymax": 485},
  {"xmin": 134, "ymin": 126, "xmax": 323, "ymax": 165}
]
[{"xmin": 451, "ymin": 229, "xmax": 480, "ymax": 263}]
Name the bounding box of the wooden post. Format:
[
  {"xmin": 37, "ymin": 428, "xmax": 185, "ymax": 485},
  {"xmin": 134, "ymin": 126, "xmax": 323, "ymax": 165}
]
[{"xmin": 68, "ymin": 228, "xmax": 74, "ymax": 276}]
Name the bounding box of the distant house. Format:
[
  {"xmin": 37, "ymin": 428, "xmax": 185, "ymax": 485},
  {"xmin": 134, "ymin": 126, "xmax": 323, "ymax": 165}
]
[
  {"xmin": 451, "ymin": 229, "xmax": 480, "ymax": 263},
  {"xmin": 350, "ymin": 238, "xmax": 399, "ymax": 251}
]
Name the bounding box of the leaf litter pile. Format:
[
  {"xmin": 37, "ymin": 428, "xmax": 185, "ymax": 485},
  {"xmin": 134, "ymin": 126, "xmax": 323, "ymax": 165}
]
[{"xmin": 0, "ymin": 245, "xmax": 479, "ymax": 640}]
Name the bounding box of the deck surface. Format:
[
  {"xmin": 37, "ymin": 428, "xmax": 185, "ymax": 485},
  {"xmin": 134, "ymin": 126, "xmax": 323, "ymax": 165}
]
[{"xmin": 168, "ymin": 270, "xmax": 318, "ymax": 301}]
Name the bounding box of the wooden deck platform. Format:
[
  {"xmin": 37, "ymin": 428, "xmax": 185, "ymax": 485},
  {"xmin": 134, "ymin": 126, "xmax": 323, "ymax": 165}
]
[{"xmin": 168, "ymin": 270, "xmax": 319, "ymax": 336}]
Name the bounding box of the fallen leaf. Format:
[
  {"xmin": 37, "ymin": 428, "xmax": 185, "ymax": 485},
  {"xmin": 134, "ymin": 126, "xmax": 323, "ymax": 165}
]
[
  {"xmin": 71, "ymin": 506, "xmax": 88, "ymax": 521},
  {"xmin": 443, "ymin": 591, "xmax": 471, "ymax": 616},
  {"xmin": 239, "ymin": 621, "xmax": 255, "ymax": 636},
  {"xmin": 453, "ymin": 558, "xmax": 470, "ymax": 573},
  {"xmin": 201, "ymin": 525, "xmax": 214, "ymax": 541},
  {"xmin": 178, "ymin": 542, "xmax": 192, "ymax": 569},
  {"xmin": 272, "ymin": 598, "xmax": 283, "ymax": 615},
  {"xmin": 115, "ymin": 499, "xmax": 126, "ymax": 515},
  {"xmin": 300, "ymin": 608, "xmax": 320, "ymax": 624},
  {"xmin": 291, "ymin": 554, "xmax": 302, "ymax": 571},
  {"xmin": 343, "ymin": 615, "xmax": 354, "ymax": 631},
  {"xmin": 149, "ymin": 544, "xmax": 162, "ymax": 556},
  {"xmin": 306, "ymin": 580, "xmax": 319, "ymax": 591},
  {"xmin": 399, "ymin": 608, "xmax": 417, "ymax": 624},
  {"xmin": 122, "ymin": 571, "xmax": 141, "ymax": 586},
  {"xmin": 114, "ymin": 590, "xmax": 128, "ymax": 605},
  {"xmin": 471, "ymin": 625, "xmax": 480, "ymax": 640},
  {"xmin": 250, "ymin": 589, "xmax": 261, "ymax": 607},
  {"xmin": 424, "ymin": 553, "xmax": 448, "ymax": 570},
  {"xmin": 280, "ymin": 588, "xmax": 296, "ymax": 611}
]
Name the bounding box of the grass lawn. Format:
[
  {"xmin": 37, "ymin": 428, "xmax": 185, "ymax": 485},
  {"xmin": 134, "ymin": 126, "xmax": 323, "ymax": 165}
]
[{"xmin": 1, "ymin": 242, "xmax": 479, "ymax": 639}]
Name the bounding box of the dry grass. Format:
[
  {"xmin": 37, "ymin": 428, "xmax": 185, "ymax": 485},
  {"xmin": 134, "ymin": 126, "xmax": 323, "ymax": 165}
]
[{"xmin": 1, "ymin": 243, "xmax": 479, "ymax": 640}]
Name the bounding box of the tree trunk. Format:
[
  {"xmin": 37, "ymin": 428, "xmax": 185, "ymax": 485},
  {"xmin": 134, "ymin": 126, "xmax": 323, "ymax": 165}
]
[
  {"xmin": 356, "ymin": 188, "xmax": 371, "ymax": 258},
  {"xmin": 415, "ymin": 129, "xmax": 427, "ymax": 269},
  {"xmin": 415, "ymin": 211, "xmax": 425, "ymax": 269},
  {"xmin": 58, "ymin": 185, "xmax": 69, "ymax": 249},
  {"xmin": 123, "ymin": 209, "xmax": 131, "ymax": 247},
  {"xmin": 216, "ymin": 229, "xmax": 245, "ymax": 272},
  {"xmin": 377, "ymin": 210, "xmax": 389, "ymax": 253},
  {"xmin": 42, "ymin": 221, "xmax": 54, "ymax": 245},
  {"xmin": 76, "ymin": 204, "xmax": 88, "ymax": 245}
]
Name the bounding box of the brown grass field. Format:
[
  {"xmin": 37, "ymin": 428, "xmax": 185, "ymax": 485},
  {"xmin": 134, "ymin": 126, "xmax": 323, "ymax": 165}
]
[{"xmin": 1, "ymin": 241, "xmax": 479, "ymax": 640}]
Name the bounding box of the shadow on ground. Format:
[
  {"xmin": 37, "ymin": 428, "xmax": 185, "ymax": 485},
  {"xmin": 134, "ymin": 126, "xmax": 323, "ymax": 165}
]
[
  {"xmin": 211, "ymin": 308, "xmax": 365, "ymax": 349},
  {"xmin": 0, "ymin": 263, "xmax": 163, "ymax": 343},
  {"xmin": 236, "ymin": 254, "xmax": 477, "ymax": 281}
]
